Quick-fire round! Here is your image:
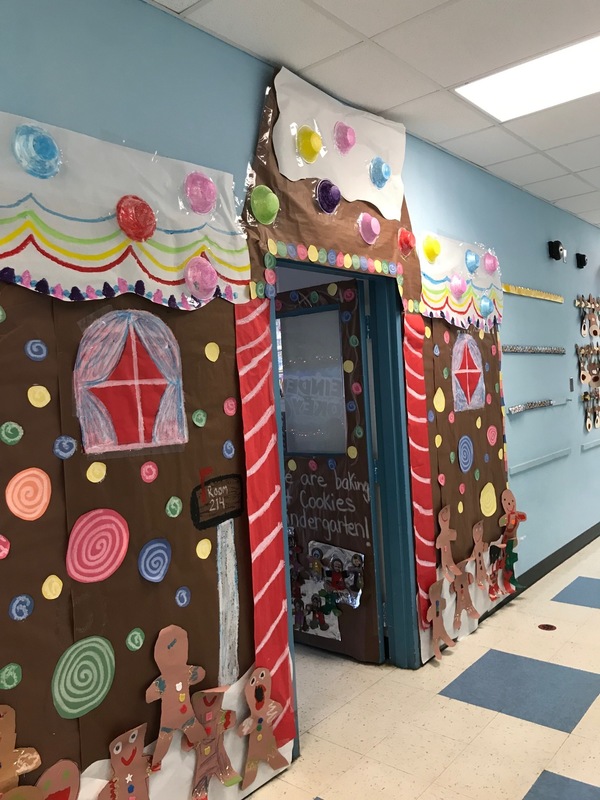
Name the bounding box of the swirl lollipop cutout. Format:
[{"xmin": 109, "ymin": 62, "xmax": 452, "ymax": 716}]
[
  {"xmin": 126, "ymin": 628, "xmax": 145, "ymax": 651},
  {"xmin": 51, "ymin": 636, "xmax": 115, "ymax": 719},
  {"xmin": 175, "ymin": 586, "xmax": 191, "ymax": 608},
  {"xmin": 140, "ymin": 461, "xmax": 158, "ymax": 483},
  {"xmin": 0, "ymin": 662, "xmax": 22, "ymax": 690},
  {"xmin": 6, "ymin": 467, "xmax": 51, "ymax": 521},
  {"xmin": 24, "ymin": 339, "xmax": 48, "ymax": 361},
  {"xmin": 8, "ymin": 594, "xmax": 34, "ymax": 621},
  {"xmin": 53, "ymin": 435, "xmax": 77, "ymax": 459},
  {"xmin": 138, "ymin": 538, "xmax": 171, "ymax": 583},
  {"xmin": 457, "ymin": 435, "xmax": 474, "ymax": 473},
  {"xmin": 0, "ymin": 421, "xmax": 24, "ymax": 445},
  {"xmin": 66, "ymin": 509, "xmax": 129, "ymax": 583},
  {"xmin": 12, "ymin": 124, "xmax": 61, "ymax": 179}
]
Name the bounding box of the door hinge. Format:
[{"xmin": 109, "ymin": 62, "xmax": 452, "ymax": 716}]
[
  {"xmin": 365, "ymin": 315, "xmax": 372, "ymax": 340},
  {"xmin": 373, "ymin": 458, "xmax": 379, "ymax": 484}
]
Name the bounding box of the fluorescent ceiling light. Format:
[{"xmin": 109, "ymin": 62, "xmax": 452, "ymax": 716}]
[{"xmin": 455, "ymin": 35, "xmax": 600, "ymax": 122}]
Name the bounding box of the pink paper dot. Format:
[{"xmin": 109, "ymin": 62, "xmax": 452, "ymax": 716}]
[
  {"xmin": 459, "ymin": 483, "xmax": 465, "ymax": 495},
  {"xmin": 486, "ymin": 393, "xmax": 492, "ymax": 405},
  {"xmin": 444, "ymin": 331, "xmax": 450, "ymax": 344},
  {"xmin": 448, "ymin": 411, "xmax": 455, "ymax": 423},
  {"xmin": 492, "ymin": 345, "xmax": 497, "ymax": 356},
  {"xmin": 140, "ymin": 461, "xmax": 158, "ymax": 484},
  {"xmin": 336, "ymin": 252, "xmax": 345, "ymax": 268},
  {"xmin": 264, "ymin": 268, "xmax": 277, "ymax": 285},
  {"xmin": 0, "ymin": 534, "xmax": 10, "ymax": 559},
  {"xmin": 352, "ymin": 382, "xmax": 362, "ymax": 395},
  {"xmin": 343, "ymin": 288, "xmax": 355, "ymax": 302},
  {"xmin": 297, "ymin": 244, "xmax": 308, "ymax": 261},
  {"xmin": 487, "ymin": 425, "xmax": 497, "ymax": 445},
  {"xmin": 223, "ymin": 397, "xmax": 237, "ymax": 416},
  {"xmin": 367, "ymin": 258, "xmax": 375, "ymax": 273},
  {"xmin": 308, "ymin": 459, "xmax": 318, "ymax": 472},
  {"xmin": 438, "ymin": 474, "xmax": 446, "ymax": 486}
]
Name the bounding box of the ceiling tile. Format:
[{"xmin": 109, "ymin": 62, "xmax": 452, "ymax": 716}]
[
  {"xmin": 185, "ymin": 0, "xmax": 360, "ymax": 71},
  {"xmin": 440, "ymin": 127, "xmax": 534, "ymax": 167},
  {"xmin": 524, "ymin": 174, "xmax": 593, "ymax": 202},
  {"xmin": 301, "ymin": 42, "xmax": 439, "ymax": 113},
  {"xmin": 385, "ymin": 90, "xmax": 491, "ymax": 142},
  {"xmin": 505, "ymin": 93, "xmax": 600, "ymax": 150},
  {"xmin": 575, "ymin": 166, "xmax": 600, "ymax": 190},
  {"xmin": 309, "ymin": 0, "xmax": 451, "ymax": 38},
  {"xmin": 374, "ymin": 0, "xmax": 600, "ymax": 87},
  {"xmin": 578, "ymin": 209, "xmax": 600, "ymax": 224},
  {"xmin": 555, "ymin": 192, "xmax": 600, "ymax": 213},
  {"xmin": 546, "ymin": 136, "xmax": 600, "ymax": 172},
  {"xmin": 486, "ymin": 154, "xmax": 567, "ymax": 185},
  {"xmin": 152, "ymin": 0, "xmax": 200, "ymax": 11}
]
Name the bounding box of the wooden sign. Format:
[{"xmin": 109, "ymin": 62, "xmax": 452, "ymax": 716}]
[{"xmin": 190, "ymin": 474, "xmax": 243, "ymax": 530}]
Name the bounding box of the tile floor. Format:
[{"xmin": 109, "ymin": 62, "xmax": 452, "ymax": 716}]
[{"xmin": 252, "ymin": 537, "xmax": 600, "ymax": 799}]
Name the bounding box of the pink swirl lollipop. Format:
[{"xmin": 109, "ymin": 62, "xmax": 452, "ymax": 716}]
[
  {"xmin": 223, "ymin": 397, "xmax": 237, "ymax": 416},
  {"xmin": 0, "ymin": 535, "xmax": 10, "ymax": 559},
  {"xmin": 184, "ymin": 254, "xmax": 218, "ymax": 301},
  {"xmin": 141, "ymin": 461, "xmax": 158, "ymax": 483},
  {"xmin": 184, "ymin": 171, "xmax": 218, "ymax": 215},
  {"xmin": 66, "ymin": 509, "xmax": 129, "ymax": 583}
]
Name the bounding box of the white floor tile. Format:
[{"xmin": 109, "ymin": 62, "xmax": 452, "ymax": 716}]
[
  {"xmin": 322, "ymin": 755, "xmax": 432, "ymax": 800},
  {"xmin": 572, "ymin": 695, "xmax": 600, "ymax": 741},
  {"xmin": 249, "ymin": 777, "xmax": 315, "ymax": 799},
  {"xmin": 280, "ymin": 732, "xmax": 358, "ymax": 795},
  {"xmin": 547, "ymin": 734, "xmax": 600, "ymax": 787},
  {"xmin": 368, "ymin": 724, "xmax": 467, "ymax": 781}
]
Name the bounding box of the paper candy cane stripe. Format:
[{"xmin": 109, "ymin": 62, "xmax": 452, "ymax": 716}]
[
  {"xmin": 5, "ymin": 467, "xmax": 51, "ymax": 521},
  {"xmin": 66, "ymin": 509, "xmax": 129, "ymax": 583},
  {"xmin": 51, "ymin": 636, "xmax": 115, "ymax": 719}
]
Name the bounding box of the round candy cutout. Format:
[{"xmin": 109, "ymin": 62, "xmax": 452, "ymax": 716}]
[
  {"xmin": 67, "ymin": 509, "xmax": 129, "ymax": 583},
  {"xmin": 116, "ymin": 195, "xmax": 156, "ymax": 241},
  {"xmin": 24, "ymin": 339, "xmax": 48, "ymax": 361},
  {"xmin": 184, "ymin": 254, "xmax": 218, "ymax": 301},
  {"xmin": 5, "ymin": 467, "xmax": 51, "ymax": 521},
  {"xmin": 51, "ymin": 636, "xmax": 115, "ymax": 719},
  {"xmin": 175, "ymin": 586, "xmax": 191, "ymax": 608},
  {"xmin": 0, "ymin": 421, "xmax": 24, "ymax": 446},
  {"xmin": 12, "ymin": 124, "xmax": 61, "ymax": 179},
  {"xmin": 184, "ymin": 171, "xmax": 217, "ymax": 214},
  {"xmin": 53, "ymin": 435, "xmax": 77, "ymax": 459},
  {"xmin": 138, "ymin": 538, "xmax": 171, "ymax": 583}
]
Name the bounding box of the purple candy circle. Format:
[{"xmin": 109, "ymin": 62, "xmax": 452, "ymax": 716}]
[{"xmin": 316, "ymin": 179, "xmax": 341, "ymax": 214}]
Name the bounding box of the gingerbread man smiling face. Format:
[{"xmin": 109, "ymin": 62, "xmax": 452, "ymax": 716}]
[{"xmin": 98, "ymin": 724, "xmax": 150, "ymax": 800}]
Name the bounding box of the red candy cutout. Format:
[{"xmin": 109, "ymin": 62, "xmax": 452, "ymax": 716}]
[{"xmin": 116, "ymin": 195, "xmax": 157, "ymax": 241}]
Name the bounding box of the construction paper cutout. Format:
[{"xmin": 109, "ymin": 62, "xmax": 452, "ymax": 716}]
[
  {"xmin": 450, "ymin": 561, "xmax": 480, "ymax": 630},
  {"xmin": 175, "ymin": 586, "xmax": 191, "ymax": 607},
  {"xmin": 216, "ymin": 517, "xmax": 240, "ymax": 685},
  {"xmin": 196, "ymin": 539, "xmax": 212, "ymax": 560},
  {"xmin": 98, "ymin": 724, "xmax": 150, "ymax": 800},
  {"xmin": 185, "ymin": 171, "xmax": 218, "ymax": 215},
  {"xmin": 184, "ymin": 688, "xmax": 242, "ymax": 798},
  {"xmin": 237, "ymin": 668, "xmax": 288, "ymax": 789},
  {"xmin": 74, "ymin": 309, "xmax": 188, "ymax": 454},
  {"xmin": 52, "ymin": 636, "xmax": 115, "ymax": 719},
  {"xmin": 8, "ymin": 595, "xmax": 34, "ymax": 621},
  {"xmin": 452, "ymin": 334, "xmax": 484, "ymax": 412},
  {"xmin": 223, "ymin": 397, "xmax": 237, "ymax": 416},
  {"xmin": 165, "ymin": 496, "xmax": 183, "ymax": 518},
  {"xmin": 316, "ymin": 180, "xmax": 341, "ymax": 214},
  {"xmin": 480, "ymin": 482, "xmax": 497, "ymax": 518},
  {"xmin": 0, "ymin": 306, "xmax": 5, "ymax": 323},
  {"xmin": 126, "ymin": 628, "xmax": 145, "ymax": 652},
  {"xmin": 433, "ymin": 387, "xmax": 445, "ymax": 413},
  {"xmin": 66, "ymin": 508, "xmax": 129, "ymax": 583},
  {"xmin": 138, "ymin": 539, "xmax": 171, "ymax": 583},
  {"xmin": 192, "ymin": 409, "xmax": 208, "ymax": 428},
  {"xmin": 116, "ymin": 195, "xmax": 156, "ymax": 242},
  {"xmin": 5, "ymin": 468, "xmax": 51, "ymax": 521},
  {"xmin": 27, "ymin": 385, "xmax": 51, "ymax": 408},
  {"xmin": 469, "ymin": 521, "xmax": 490, "ymax": 588},
  {"xmin": 449, "ymin": 273, "xmax": 467, "ymax": 299},
  {"xmin": 85, "ymin": 461, "xmax": 106, "ymax": 483},
  {"xmin": 0, "ymin": 422, "xmax": 24, "ymax": 446},
  {"xmin": 0, "ymin": 664, "xmax": 22, "ymax": 690},
  {"xmin": 250, "ymin": 185, "xmax": 280, "ymax": 225},
  {"xmin": 24, "ymin": 339, "xmax": 48, "ymax": 361},
  {"xmin": 427, "ymin": 580, "xmax": 455, "ymax": 659},
  {"xmin": 0, "ymin": 706, "xmax": 41, "ymax": 793},
  {"xmin": 184, "ymin": 254, "xmax": 218, "ymax": 301},
  {"xmin": 205, "ymin": 342, "xmax": 220, "ymax": 362},
  {"xmin": 41, "ymin": 574, "xmax": 63, "ymax": 600},
  {"xmin": 53, "ymin": 435, "xmax": 77, "ymax": 459},
  {"xmin": 0, "ymin": 535, "xmax": 10, "ymax": 559},
  {"xmin": 436, "ymin": 506, "xmax": 461, "ymax": 582},
  {"xmin": 499, "ymin": 489, "xmax": 527, "ymax": 542},
  {"xmin": 140, "ymin": 461, "xmax": 158, "ymax": 483},
  {"xmin": 457, "ymin": 435, "xmax": 474, "ymax": 473},
  {"xmin": 145, "ymin": 625, "xmax": 206, "ymax": 769},
  {"xmin": 222, "ymin": 440, "xmax": 235, "ymax": 459},
  {"xmin": 12, "ymin": 124, "xmax": 61, "ymax": 179},
  {"xmin": 34, "ymin": 759, "xmax": 80, "ymax": 800},
  {"xmin": 480, "ymin": 294, "xmax": 494, "ymax": 317}
]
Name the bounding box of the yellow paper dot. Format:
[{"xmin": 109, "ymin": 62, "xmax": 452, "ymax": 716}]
[
  {"xmin": 347, "ymin": 446, "xmax": 358, "ymax": 459},
  {"xmin": 42, "ymin": 574, "xmax": 63, "ymax": 600},
  {"xmin": 268, "ymin": 238, "xmax": 277, "ymax": 256},
  {"xmin": 476, "ymin": 416, "xmax": 482, "ymax": 429},
  {"xmin": 458, "ymin": 501, "xmax": 464, "ymax": 514},
  {"xmin": 398, "ymin": 284, "xmax": 404, "ymax": 297},
  {"xmin": 374, "ymin": 259, "xmax": 382, "ymax": 273},
  {"xmin": 408, "ymin": 299, "xmax": 414, "ymax": 313},
  {"xmin": 196, "ymin": 538, "xmax": 212, "ymax": 559},
  {"xmin": 205, "ymin": 342, "xmax": 220, "ymax": 362},
  {"xmin": 480, "ymin": 482, "xmax": 497, "ymax": 517},
  {"xmin": 327, "ymin": 284, "xmax": 338, "ymax": 296},
  {"xmin": 86, "ymin": 461, "xmax": 106, "ymax": 484},
  {"xmin": 433, "ymin": 387, "xmax": 446, "ymax": 413},
  {"xmin": 308, "ymin": 245, "xmax": 319, "ymax": 262},
  {"xmin": 498, "ymin": 448, "xmax": 504, "ymax": 459},
  {"xmin": 343, "ymin": 360, "xmax": 354, "ymax": 373},
  {"xmin": 435, "ymin": 434, "xmax": 442, "ymax": 448},
  {"xmin": 249, "ymin": 281, "xmax": 257, "ymax": 300},
  {"xmin": 479, "ymin": 329, "xmax": 485, "ymax": 339},
  {"xmin": 288, "ymin": 459, "xmax": 297, "ymax": 471},
  {"xmin": 27, "ymin": 385, "xmax": 51, "ymax": 408},
  {"xmin": 424, "ymin": 326, "xmax": 431, "ymax": 339},
  {"xmin": 344, "ymin": 254, "xmax": 352, "ymax": 269}
]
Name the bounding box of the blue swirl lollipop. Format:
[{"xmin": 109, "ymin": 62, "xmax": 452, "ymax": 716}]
[{"xmin": 12, "ymin": 125, "xmax": 61, "ymax": 179}]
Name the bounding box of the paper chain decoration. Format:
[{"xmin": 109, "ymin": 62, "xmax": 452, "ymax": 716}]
[{"xmin": 502, "ymin": 344, "xmax": 565, "ymax": 355}]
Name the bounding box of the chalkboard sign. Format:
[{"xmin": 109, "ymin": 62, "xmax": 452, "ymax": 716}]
[{"xmin": 190, "ymin": 473, "xmax": 243, "ymax": 530}]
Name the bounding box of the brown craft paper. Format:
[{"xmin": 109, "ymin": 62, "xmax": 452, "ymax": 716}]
[
  {"xmin": 450, "ymin": 561, "xmax": 480, "ymax": 630},
  {"xmin": 426, "ymin": 580, "xmax": 455, "ymax": 660},
  {"xmin": 146, "ymin": 626, "xmax": 206, "ymax": 769},
  {"xmin": 237, "ymin": 668, "xmax": 288, "ymax": 790},
  {"xmin": 436, "ymin": 506, "xmax": 461, "ymax": 582},
  {"xmin": 0, "ymin": 706, "xmax": 40, "ymax": 794},
  {"xmin": 98, "ymin": 725, "xmax": 150, "ymax": 800},
  {"xmin": 469, "ymin": 520, "xmax": 490, "ymax": 588}
]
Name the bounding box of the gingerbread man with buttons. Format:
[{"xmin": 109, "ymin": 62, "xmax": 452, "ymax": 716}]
[
  {"xmin": 145, "ymin": 625, "xmax": 206, "ymax": 769},
  {"xmin": 436, "ymin": 506, "xmax": 461, "ymax": 582},
  {"xmin": 98, "ymin": 724, "xmax": 150, "ymax": 800}
]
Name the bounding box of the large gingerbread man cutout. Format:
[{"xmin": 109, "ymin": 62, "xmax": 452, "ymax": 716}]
[
  {"xmin": 146, "ymin": 625, "xmax": 206, "ymax": 769},
  {"xmin": 1, "ymin": 760, "xmax": 80, "ymax": 800},
  {"xmin": 469, "ymin": 520, "xmax": 490, "ymax": 588},
  {"xmin": 98, "ymin": 723, "xmax": 150, "ymax": 800},
  {"xmin": 0, "ymin": 705, "xmax": 41, "ymax": 794},
  {"xmin": 427, "ymin": 579, "xmax": 455, "ymax": 659},
  {"xmin": 436, "ymin": 506, "xmax": 461, "ymax": 582},
  {"xmin": 450, "ymin": 561, "xmax": 480, "ymax": 630},
  {"xmin": 237, "ymin": 667, "xmax": 288, "ymax": 790}
]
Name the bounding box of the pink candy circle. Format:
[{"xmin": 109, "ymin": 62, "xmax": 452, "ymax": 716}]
[
  {"xmin": 343, "ymin": 288, "xmax": 355, "ymax": 302},
  {"xmin": 297, "ymin": 244, "xmax": 308, "ymax": 261},
  {"xmin": 185, "ymin": 171, "xmax": 218, "ymax": 214},
  {"xmin": 444, "ymin": 331, "xmax": 450, "ymax": 344},
  {"xmin": 448, "ymin": 411, "xmax": 455, "ymax": 423},
  {"xmin": 336, "ymin": 252, "xmax": 345, "ymax": 268},
  {"xmin": 66, "ymin": 509, "xmax": 129, "ymax": 583},
  {"xmin": 486, "ymin": 393, "xmax": 492, "ymax": 405},
  {"xmin": 352, "ymin": 382, "xmax": 362, "ymax": 395},
  {"xmin": 184, "ymin": 254, "xmax": 218, "ymax": 301},
  {"xmin": 0, "ymin": 535, "xmax": 10, "ymax": 560},
  {"xmin": 223, "ymin": 397, "xmax": 237, "ymax": 416},
  {"xmin": 438, "ymin": 474, "xmax": 446, "ymax": 486},
  {"xmin": 264, "ymin": 268, "xmax": 277, "ymax": 285},
  {"xmin": 459, "ymin": 483, "xmax": 466, "ymax": 495},
  {"xmin": 141, "ymin": 461, "xmax": 158, "ymax": 483},
  {"xmin": 334, "ymin": 121, "xmax": 356, "ymax": 154},
  {"xmin": 491, "ymin": 345, "xmax": 497, "ymax": 356},
  {"xmin": 308, "ymin": 459, "xmax": 318, "ymax": 472},
  {"xmin": 487, "ymin": 425, "xmax": 497, "ymax": 445}
]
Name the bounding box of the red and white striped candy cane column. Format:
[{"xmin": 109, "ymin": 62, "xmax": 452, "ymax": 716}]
[{"xmin": 234, "ymin": 298, "xmax": 295, "ymax": 745}]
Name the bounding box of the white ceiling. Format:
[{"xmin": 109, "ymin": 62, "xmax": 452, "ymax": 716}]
[{"xmin": 142, "ymin": 0, "xmax": 600, "ymax": 226}]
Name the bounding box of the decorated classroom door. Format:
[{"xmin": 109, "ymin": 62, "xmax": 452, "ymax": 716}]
[{"xmin": 276, "ymin": 279, "xmax": 384, "ymax": 663}]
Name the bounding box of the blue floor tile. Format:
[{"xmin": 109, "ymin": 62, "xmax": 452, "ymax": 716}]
[
  {"xmin": 552, "ymin": 577, "xmax": 600, "ymax": 609},
  {"xmin": 524, "ymin": 771, "xmax": 600, "ymax": 799},
  {"xmin": 440, "ymin": 649, "xmax": 600, "ymax": 732}
]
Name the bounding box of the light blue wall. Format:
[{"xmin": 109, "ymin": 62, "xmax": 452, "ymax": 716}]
[
  {"xmin": 404, "ymin": 136, "xmax": 600, "ymax": 572},
  {"xmin": 3, "ymin": 0, "xmax": 598, "ymax": 574}
]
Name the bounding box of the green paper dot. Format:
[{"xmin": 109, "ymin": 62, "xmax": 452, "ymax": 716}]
[
  {"xmin": 382, "ymin": 260, "xmax": 389, "ymax": 274},
  {"xmin": 349, "ymin": 335, "xmax": 359, "ymax": 347},
  {"xmin": 355, "ymin": 426, "xmax": 364, "ymax": 438},
  {"xmin": 318, "ymin": 248, "xmax": 327, "ymax": 264},
  {"xmin": 396, "ymin": 275, "xmax": 404, "ymax": 286},
  {"xmin": 443, "ymin": 367, "xmax": 449, "ymax": 379},
  {"xmin": 125, "ymin": 628, "xmax": 145, "ymax": 652},
  {"xmin": 0, "ymin": 662, "xmax": 22, "ymax": 690},
  {"xmin": 276, "ymin": 240, "xmax": 287, "ymax": 258},
  {"xmin": 263, "ymin": 252, "xmax": 276, "ymax": 269},
  {"xmin": 352, "ymin": 254, "xmax": 360, "ymax": 270},
  {"xmin": 475, "ymin": 469, "xmax": 480, "ymax": 480},
  {"xmin": 0, "ymin": 306, "xmax": 6, "ymax": 323},
  {"xmin": 256, "ymin": 281, "xmax": 266, "ymax": 298},
  {"xmin": 0, "ymin": 421, "xmax": 23, "ymax": 445},
  {"xmin": 310, "ymin": 291, "xmax": 319, "ymax": 304},
  {"xmin": 413, "ymin": 300, "xmax": 420, "ymax": 312},
  {"xmin": 192, "ymin": 409, "xmax": 207, "ymax": 427},
  {"xmin": 166, "ymin": 496, "xmax": 183, "ymax": 518},
  {"xmin": 450, "ymin": 451, "xmax": 456, "ymax": 464},
  {"xmin": 250, "ymin": 185, "xmax": 280, "ymax": 225},
  {"xmin": 495, "ymin": 382, "xmax": 500, "ymax": 393}
]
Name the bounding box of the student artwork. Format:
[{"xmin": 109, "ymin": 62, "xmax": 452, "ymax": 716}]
[
  {"xmin": 427, "ymin": 580, "xmax": 455, "ymax": 660},
  {"xmin": 0, "ymin": 706, "xmax": 41, "ymax": 793},
  {"xmin": 145, "ymin": 626, "xmax": 206, "ymax": 769},
  {"xmin": 418, "ymin": 234, "xmax": 503, "ymax": 330},
  {"xmin": 98, "ymin": 724, "xmax": 150, "ymax": 800},
  {"xmin": 498, "ymin": 489, "xmax": 527, "ymax": 544},
  {"xmin": 450, "ymin": 561, "xmax": 480, "ymax": 630},
  {"xmin": 237, "ymin": 668, "xmax": 288, "ymax": 790},
  {"xmin": 469, "ymin": 520, "xmax": 490, "ymax": 588},
  {"xmin": 1, "ymin": 760, "xmax": 80, "ymax": 800},
  {"xmin": 575, "ymin": 294, "xmax": 600, "ymax": 338},
  {"xmin": 436, "ymin": 507, "xmax": 461, "ymax": 582}
]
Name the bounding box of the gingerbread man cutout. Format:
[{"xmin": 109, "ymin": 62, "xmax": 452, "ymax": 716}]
[
  {"xmin": 145, "ymin": 625, "xmax": 206, "ymax": 769},
  {"xmin": 237, "ymin": 667, "xmax": 288, "ymax": 790},
  {"xmin": 469, "ymin": 520, "xmax": 490, "ymax": 588},
  {"xmin": 427, "ymin": 579, "xmax": 455, "ymax": 659},
  {"xmin": 450, "ymin": 561, "xmax": 480, "ymax": 630},
  {"xmin": 98, "ymin": 724, "xmax": 150, "ymax": 800},
  {"xmin": 1, "ymin": 759, "xmax": 80, "ymax": 800},
  {"xmin": 436, "ymin": 506, "xmax": 461, "ymax": 582},
  {"xmin": 182, "ymin": 687, "xmax": 242, "ymax": 799},
  {"xmin": 0, "ymin": 705, "xmax": 41, "ymax": 794},
  {"xmin": 498, "ymin": 489, "xmax": 527, "ymax": 544}
]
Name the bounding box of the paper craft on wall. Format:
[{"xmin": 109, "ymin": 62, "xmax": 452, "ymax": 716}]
[
  {"xmin": 98, "ymin": 725, "xmax": 150, "ymax": 800},
  {"xmin": 0, "ymin": 759, "xmax": 80, "ymax": 800},
  {"xmin": 0, "ymin": 706, "xmax": 41, "ymax": 793},
  {"xmin": 427, "ymin": 580, "xmax": 455, "ymax": 660}
]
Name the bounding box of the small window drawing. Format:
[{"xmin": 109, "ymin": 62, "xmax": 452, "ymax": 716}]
[
  {"xmin": 452, "ymin": 333, "xmax": 485, "ymax": 412},
  {"xmin": 74, "ymin": 310, "xmax": 188, "ymax": 454}
]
